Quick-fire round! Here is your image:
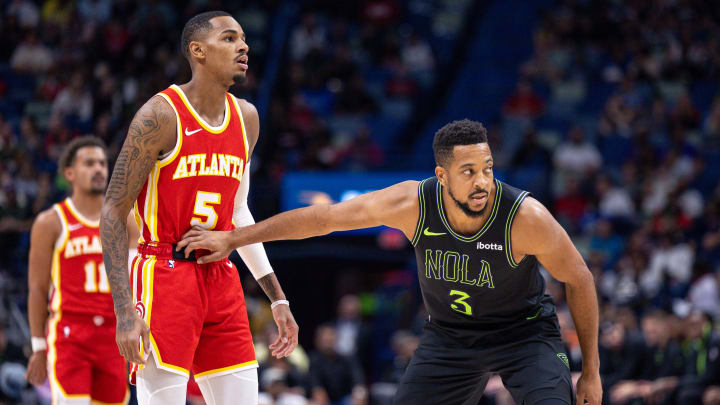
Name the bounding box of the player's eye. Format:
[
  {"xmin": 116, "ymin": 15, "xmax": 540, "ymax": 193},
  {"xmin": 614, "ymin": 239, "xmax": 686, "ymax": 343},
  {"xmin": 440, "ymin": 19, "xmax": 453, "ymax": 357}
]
[{"xmin": 224, "ymin": 36, "xmax": 233, "ymax": 42}]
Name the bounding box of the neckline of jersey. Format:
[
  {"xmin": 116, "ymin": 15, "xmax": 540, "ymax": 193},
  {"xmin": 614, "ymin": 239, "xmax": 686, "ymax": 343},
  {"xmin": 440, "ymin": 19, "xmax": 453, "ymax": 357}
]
[
  {"xmin": 65, "ymin": 197, "xmax": 100, "ymax": 228},
  {"xmin": 170, "ymin": 84, "xmax": 230, "ymax": 133},
  {"xmin": 436, "ymin": 179, "xmax": 502, "ymax": 242}
]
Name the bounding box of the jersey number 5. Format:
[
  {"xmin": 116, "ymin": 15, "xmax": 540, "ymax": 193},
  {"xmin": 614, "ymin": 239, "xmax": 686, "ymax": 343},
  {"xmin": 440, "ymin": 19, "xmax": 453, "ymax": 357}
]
[
  {"xmin": 449, "ymin": 289, "xmax": 472, "ymax": 316},
  {"xmin": 191, "ymin": 191, "xmax": 221, "ymax": 229}
]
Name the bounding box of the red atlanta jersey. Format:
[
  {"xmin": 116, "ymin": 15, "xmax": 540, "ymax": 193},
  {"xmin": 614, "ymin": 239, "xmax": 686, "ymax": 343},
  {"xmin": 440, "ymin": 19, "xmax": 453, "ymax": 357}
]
[
  {"xmin": 134, "ymin": 85, "xmax": 249, "ymax": 244},
  {"xmin": 49, "ymin": 198, "xmax": 114, "ymax": 317}
]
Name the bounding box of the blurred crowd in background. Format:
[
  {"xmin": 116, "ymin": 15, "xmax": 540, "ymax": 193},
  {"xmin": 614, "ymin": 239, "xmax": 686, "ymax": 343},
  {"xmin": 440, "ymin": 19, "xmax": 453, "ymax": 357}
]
[{"xmin": 1, "ymin": 0, "xmax": 720, "ymax": 404}]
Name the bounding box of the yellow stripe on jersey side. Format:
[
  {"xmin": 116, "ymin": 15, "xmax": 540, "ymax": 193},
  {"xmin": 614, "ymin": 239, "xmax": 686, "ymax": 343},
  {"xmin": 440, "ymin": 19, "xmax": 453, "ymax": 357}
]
[
  {"xmin": 156, "ymin": 93, "xmax": 183, "ymax": 168},
  {"xmin": 169, "ymin": 85, "xmax": 230, "ymax": 134},
  {"xmin": 48, "ymin": 206, "xmax": 88, "ymax": 403},
  {"xmin": 133, "ymin": 201, "xmax": 144, "ymax": 244},
  {"xmin": 230, "ymin": 96, "xmax": 250, "ymax": 157}
]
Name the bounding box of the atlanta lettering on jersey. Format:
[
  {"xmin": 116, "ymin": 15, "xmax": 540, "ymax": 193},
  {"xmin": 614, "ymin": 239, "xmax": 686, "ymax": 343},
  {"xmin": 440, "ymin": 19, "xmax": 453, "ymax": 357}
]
[
  {"xmin": 64, "ymin": 235, "xmax": 102, "ymax": 258},
  {"xmin": 172, "ymin": 153, "xmax": 245, "ymax": 181}
]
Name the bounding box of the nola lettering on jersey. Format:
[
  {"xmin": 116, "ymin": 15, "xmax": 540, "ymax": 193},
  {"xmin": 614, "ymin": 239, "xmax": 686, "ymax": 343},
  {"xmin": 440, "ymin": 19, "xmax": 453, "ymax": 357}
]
[
  {"xmin": 64, "ymin": 235, "xmax": 102, "ymax": 258},
  {"xmin": 172, "ymin": 153, "xmax": 245, "ymax": 182},
  {"xmin": 476, "ymin": 242, "xmax": 503, "ymax": 251}
]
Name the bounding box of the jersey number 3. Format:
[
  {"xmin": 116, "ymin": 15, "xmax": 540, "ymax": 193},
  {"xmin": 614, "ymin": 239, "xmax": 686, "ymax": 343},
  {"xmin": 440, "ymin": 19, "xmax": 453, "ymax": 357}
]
[
  {"xmin": 191, "ymin": 191, "xmax": 221, "ymax": 229},
  {"xmin": 449, "ymin": 289, "xmax": 472, "ymax": 316}
]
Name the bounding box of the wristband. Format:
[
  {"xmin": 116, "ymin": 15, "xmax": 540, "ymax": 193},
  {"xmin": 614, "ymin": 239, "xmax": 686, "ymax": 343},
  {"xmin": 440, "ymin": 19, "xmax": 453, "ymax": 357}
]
[
  {"xmin": 270, "ymin": 300, "xmax": 289, "ymax": 310},
  {"xmin": 31, "ymin": 336, "xmax": 47, "ymax": 352}
]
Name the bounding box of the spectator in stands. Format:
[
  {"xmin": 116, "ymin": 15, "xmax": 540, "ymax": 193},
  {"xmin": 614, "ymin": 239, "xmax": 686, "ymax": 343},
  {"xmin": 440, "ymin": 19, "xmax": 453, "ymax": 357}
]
[
  {"xmin": 309, "ymin": 324, "xmax": 366, "ymax": 405},
  {"xmin": 51, "ymin": 72, "xmax": 93, "ymax": 127},
  {"xmin": 610, "ymin": 310, "xmax": 684, "ymax": 404},
  {"xmin": 290, "ymin": 13, "xmax": 327, "ymax": 61},
  {"xmin": 553, "ymin": 126, "xmax": 602, "ymax": 177},
  {"xmin": 502, "ymin": 80, "xmax": 544, "ymax": 119},
  {"xmin": 677, "ymin": 311, "xmax": 720, "ymax": 405},
  {"xmin": 599, "ymin": 320, "xmax": 645, "ymax": 403},
  {"xmin": 10, "ymin": 31, "xmax": 53, "ymax": 74}
]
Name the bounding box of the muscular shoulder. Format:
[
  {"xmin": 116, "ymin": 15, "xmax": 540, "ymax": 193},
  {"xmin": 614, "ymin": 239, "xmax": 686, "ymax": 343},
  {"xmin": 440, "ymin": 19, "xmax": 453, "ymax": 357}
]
[
  {"xmin": 235, "ymin": 97, "xmax": 259, "ymax": 152},
  {"xmin": 371, "ymin": 180, "xmax": 420, "ymax": 237},
  {"xmin": 511, "ymin": 196, "xmax": 561, "ymax": 256},
  {"xmin": 32, "ymin": 207, "xmax": 62, "ymax": 240},
  {"xmin": 383, "ymin": 180, "xmax": 420, "ymax": 209},
  {"xmin": 130, "ymin": 95, "xmax": 177, "ymax": 155}
]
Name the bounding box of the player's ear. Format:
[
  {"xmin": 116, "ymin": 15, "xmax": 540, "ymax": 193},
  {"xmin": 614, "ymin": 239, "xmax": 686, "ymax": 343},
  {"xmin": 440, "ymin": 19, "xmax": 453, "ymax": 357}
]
[
  {"xmin": 189, "ymin": 41, "xmax": 205, "ymax": 61},
  {"xmin": 64, "ymin": 167, "xmax": 75, "ymax": 183},
  {"xmin": 435, "ymin": 166, "xmax": 446, "ymax": 186}
]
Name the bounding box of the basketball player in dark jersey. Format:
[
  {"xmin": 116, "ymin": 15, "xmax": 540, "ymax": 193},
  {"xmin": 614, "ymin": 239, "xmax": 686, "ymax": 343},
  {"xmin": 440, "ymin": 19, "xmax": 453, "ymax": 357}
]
[{"xmin": 177, "ymin": 119, "xmax": 602, "ymax": 405}]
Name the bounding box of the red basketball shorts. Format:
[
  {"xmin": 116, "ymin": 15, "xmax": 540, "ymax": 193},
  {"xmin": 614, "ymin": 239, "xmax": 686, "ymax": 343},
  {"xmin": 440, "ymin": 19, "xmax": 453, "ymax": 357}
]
[
  {"xmin": 47, "ymin": 312, "xmax": 129, "ymax": 404},
  {"xmin": 129, "ymin": 249, "xmax": 257, "ymax": 383}
]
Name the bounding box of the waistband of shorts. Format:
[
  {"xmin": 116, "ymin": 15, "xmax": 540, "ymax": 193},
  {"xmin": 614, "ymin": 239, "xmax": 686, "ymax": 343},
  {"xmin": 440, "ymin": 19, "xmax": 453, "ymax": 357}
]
[{"xmin": 137, "ymin": 242, "xmax": 196, "ymax": 261}]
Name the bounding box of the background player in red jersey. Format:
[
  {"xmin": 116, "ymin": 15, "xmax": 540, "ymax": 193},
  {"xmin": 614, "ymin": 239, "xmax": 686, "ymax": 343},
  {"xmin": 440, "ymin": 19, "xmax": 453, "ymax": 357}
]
[
  {"xmin": 25, "ymin": 136, "xmax": 138, "ymax": 405},
  {"xmin": 99, "ymin": 11, "xmax": 299, "ymax": 405}
]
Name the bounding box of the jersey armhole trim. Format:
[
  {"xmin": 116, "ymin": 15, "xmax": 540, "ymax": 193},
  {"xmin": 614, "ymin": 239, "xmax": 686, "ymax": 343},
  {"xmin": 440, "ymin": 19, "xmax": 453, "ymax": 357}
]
[
  {"xmin": 411, "ymin": 179, "xmax": 428, "ymax": 246},
  {"xmin": 505, "ymin": 191, "xmax": 530, "ymax": 268},
  {"xmin": 52, "ymin": 204, "xmax": 69, "ymax": 250},
  {"xmin": 156, "ymin": 93, "xmax": 183, "ymax": 168},
  {"xmin": 230, "ymin": 95, "xmax": 250, "ymax": 157}
]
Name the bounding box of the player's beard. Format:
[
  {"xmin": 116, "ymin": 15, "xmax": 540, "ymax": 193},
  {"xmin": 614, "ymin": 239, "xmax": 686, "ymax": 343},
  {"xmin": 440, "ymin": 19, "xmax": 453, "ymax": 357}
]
[
  {"xmin": 448, "ymin": 186, "xmax": 486, "ymax": 218},
  {"xmin": 232, "ymin": 74, "xmax": 247, "ymax": 86},
  {"xmin": 89, "ymin": 185, "xmax": 106, "ymax": 195}
]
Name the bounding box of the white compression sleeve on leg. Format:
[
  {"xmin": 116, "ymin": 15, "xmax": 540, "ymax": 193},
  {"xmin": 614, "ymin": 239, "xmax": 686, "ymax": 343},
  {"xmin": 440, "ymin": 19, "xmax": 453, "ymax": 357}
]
[
  {"xmin": 136, "ymin": 353, "xmax": 189, "ymax": 405},
  {"xmin": 197, "ymin": 368, "xmax": 259, "ymax": 405},
  {"xmin": 232, "ymin": 161, "xmax": 273, "ymax": 280}
]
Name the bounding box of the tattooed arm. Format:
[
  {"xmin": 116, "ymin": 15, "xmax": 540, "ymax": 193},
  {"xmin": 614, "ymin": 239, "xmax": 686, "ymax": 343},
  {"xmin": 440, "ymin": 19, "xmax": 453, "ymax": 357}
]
[{"xmin": 100, "ymin": 96, "xmax": 176, "ymax": 364}]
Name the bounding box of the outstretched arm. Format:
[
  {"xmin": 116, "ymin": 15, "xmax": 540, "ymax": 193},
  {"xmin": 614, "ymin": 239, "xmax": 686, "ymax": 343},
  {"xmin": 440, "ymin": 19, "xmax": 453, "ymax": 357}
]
[
  {"xmin": 100, "ymin": 95, "xmax": 176, "ymax": 364},
  {"xmin": 511, "ymin": 197, "xmax": 601, "ymax": 405},
  {"xmin": 177, "ymin": 179, "xmax": 421, "ymax": 263}
]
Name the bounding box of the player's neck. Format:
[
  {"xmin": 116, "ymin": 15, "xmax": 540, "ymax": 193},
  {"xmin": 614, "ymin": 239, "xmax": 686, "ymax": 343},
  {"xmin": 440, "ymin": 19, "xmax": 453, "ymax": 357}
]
[
  {"xmin": 441, "ymin": 186, "xmax": 496, "ymax": 236},
  {"xmin": 69, "ymin": 193, "xmax": 103, "ymax": 221},
  {"xmin": 179, "ymin": 77, "xmax": 229, "ymax": 124}
]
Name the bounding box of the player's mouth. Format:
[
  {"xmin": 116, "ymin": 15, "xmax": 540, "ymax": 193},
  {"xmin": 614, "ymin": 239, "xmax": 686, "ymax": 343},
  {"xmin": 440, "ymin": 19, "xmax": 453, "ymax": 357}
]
[
  {"xmin": 236, "ymin": 55, "xmax": 248, "ymax": 70},
  {"xmin": 470, "ymin": 192, "xmax": 487, "ymax": 204}
]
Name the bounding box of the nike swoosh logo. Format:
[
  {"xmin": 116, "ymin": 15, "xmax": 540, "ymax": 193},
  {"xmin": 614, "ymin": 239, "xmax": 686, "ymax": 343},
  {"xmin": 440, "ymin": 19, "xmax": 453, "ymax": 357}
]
[
  {"xmin": 423, "ymin": 227, "xmax": 446, "ymax": 237},
  {"xmin": 67, "ymin": 223, "xmax": 84, "ymax": 231},
  {"xmin": 185, "ymin": 128, "xmax": 202, "ymax": 136},
  {"xmin": 226, "ymin": 261, "xmax": 233, "ymax": 268}
]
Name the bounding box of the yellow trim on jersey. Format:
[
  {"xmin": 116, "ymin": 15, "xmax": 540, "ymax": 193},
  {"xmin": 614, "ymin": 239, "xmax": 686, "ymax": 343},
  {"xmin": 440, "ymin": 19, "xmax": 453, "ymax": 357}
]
[
  {"xmin": 194, "ymin": 360, "xmax": 259, "ymax": 380},
  {"xmin": 156, "ymin": 92, "xmax": 183, "ymax": 168},
  {"xmin": 148, "ymin": 334, "xmax": 190, "ymax": 376},
  {"xmin": 133, "ymin": 202, "xmax": 145, "ymax": 244},
  {"xmin": 65, "ymin": 198, "xmax": 100, "ymax": 228},
  {"xmin": 170, "ymin": 85, "xmax": 231, "ymax": 134},
  {"xmin": 149, "ymin": 165, "xmax": 161, "ymax": 241},
  {"xmin": 230, "ymin": 96, "xmax": 250, "ymax": 156}
]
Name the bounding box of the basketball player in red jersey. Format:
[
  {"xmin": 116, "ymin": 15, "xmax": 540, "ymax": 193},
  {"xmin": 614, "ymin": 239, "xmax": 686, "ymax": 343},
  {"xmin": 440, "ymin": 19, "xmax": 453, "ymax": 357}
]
[
  {"xmin": 25, "ymin": 136, "xmax": 138, "ymax": 404},
  {"xmin": 99, "ymin": 11, "xmax": 299, "ymax": 404}
]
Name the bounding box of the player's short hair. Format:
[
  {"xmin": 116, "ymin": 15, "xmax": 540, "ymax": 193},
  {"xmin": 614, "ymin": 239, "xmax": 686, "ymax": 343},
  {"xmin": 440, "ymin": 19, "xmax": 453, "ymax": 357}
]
[
  {"xmin": 58, "ymin": 136, "xmax": 107, "ymax": 174},
  {"xmin": 181, "ymin": 11, "xmax": 232, "ymax": 60},
  {"xmin": 433, "ymin": 119, "xmax": 488, "ymax": 167}
]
